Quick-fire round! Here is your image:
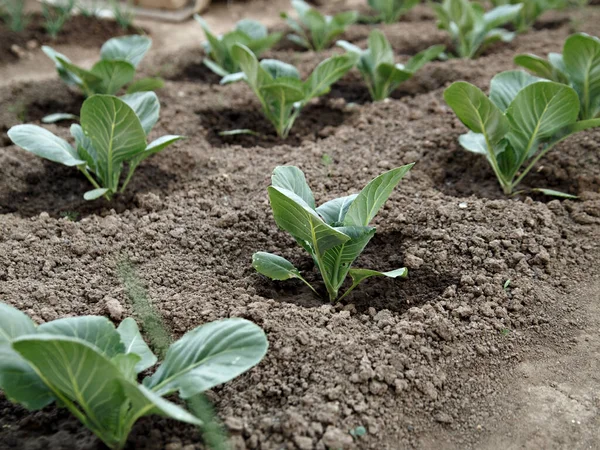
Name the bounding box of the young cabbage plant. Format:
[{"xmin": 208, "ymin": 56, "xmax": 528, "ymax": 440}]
[
  {"xmin": 491, "ymin": 0, "xmax": 567, "ymax": 32},
  {"xmin": 515, "ymin": 33, "xmax": 600, "ymax": 120},
  {"xmin": 221, "ymin": 44, "xmax": 357, "ymax": 138},
  {"xmin": 337, "ymin": 30, "xmax": 445, "ymax": 101},
  {"xmin": 42, "ymin": 35, "xmax": 163, "ymax": 97},
  {"xmin": 444, "ymin": 70, "xmax": 600, "ymax": 196},
  {"xmin": 1, "ymin": 0, "xmax": 30, "ymax": 32},
  {"xmin": 281, "ymin": 0, "xmax": 358, "ymax": 51},
  {"xmin": 367, "ymin": 0, "xmax": 420, "ymax": 23},
  {"xmin": 195, "ymin": 15, "xmax": 283, "ymax": 77},
  {"xmin": 42, "ymin": 0, "xmax": 74, "ymax": 39},
  {"xmin": 253, "ymin": 164, "xmax": 414, "ymax": 302},
  {"xmin": 8, "ymin": 92, "xmax": 183, "ymax": 201},
  {"xmin": 431, "ymin": 0, "xmax": 522, "ymax": 58},
  {"xmin": 0, "ymin": 302, "xmax": 268, "ymax": 450}
]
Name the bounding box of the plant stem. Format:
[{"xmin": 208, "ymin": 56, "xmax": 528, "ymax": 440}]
[
  {"xmin": 78, "ymin": 166, "xmax": 111, "ymax": 200},
  {"xmin": 119, "ymin": 163, "xmax": 138, "ymax": 193}
]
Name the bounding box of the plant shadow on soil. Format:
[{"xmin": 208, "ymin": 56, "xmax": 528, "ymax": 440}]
[
  {"xmin": 0, "ymin": 160, "xmax": 178, "ymax": 218},
  {"xmin": 197, "ymin": 103, "xmax": 354, "ymax": 148},
  {"xmin": 166, "ymin": 59, "xmax": 223, "ymax": 84}
]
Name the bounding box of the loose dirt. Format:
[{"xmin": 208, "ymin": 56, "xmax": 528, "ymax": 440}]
[{"xmin": 0, "ymin": 2, "xmax": 599, "ymax": 450}]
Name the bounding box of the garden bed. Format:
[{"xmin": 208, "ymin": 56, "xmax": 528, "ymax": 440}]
[{"xmin": 0, "ymin": 2, "xmax": 599, "ymax": 449}]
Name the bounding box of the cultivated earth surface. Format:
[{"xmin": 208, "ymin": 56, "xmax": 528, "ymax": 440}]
[{"xmin": 0, "ymin": 1, "xmax": 599, "ymax": 449}]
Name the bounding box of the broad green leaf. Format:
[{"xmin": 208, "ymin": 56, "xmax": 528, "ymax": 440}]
[
  {"xmin": 304, "ymin": 54, "xmax": 357, "ymax": 100},
  {"xmin": 563, "ymin": 33, "xmax": 600, "ymax": 119},
  {"xmin": 514, "ymin": 54, "xmax": 559, "ymax": 81},
  {"xmin": 248, "ymin": 32, "xmax": 284, "ymax": 55},
  {"xmin": 204, "ymin": 58, "xmax": 230, "ymax": 77},
  {"xmin": 235, "ymin": 19, "xmax": 268, "ymax": 40},
  {"xmin": 90, "ymin": 60, "xmax": 136, "ymax": 95},
  {"xmin": 375, "ymin": 63, "xmax": 413, "ymax": 98},
  {"xmin": 268, "ymin": 186, "xmax": 350, "ymax": 255},
  {"xmin": 317, "ymin": 194, "xmax": 358, "ymax": 225},
  {"xmin": 120, "ymin": 91, "xmax": 160, "ymax": 135},
  {"xmin": 252, "ymin": 252, "xmax": 304, "ymax": 281},
  {"xmin": 38, "ymin": 316, "xmax": 125, "ymax": 357},
  {"xmin": 112, "ymin": 353, "xmax": 141, "ymax": 379},
  {"xmin": 84, "ymin": 188, "xmax": 109, "ymax": 200},
  {"xmin": 144, "ymin": 318, "xmax": 269, "ymax": 398},
  {"xmin": 56, "ymin": 57, "xmax": 104, "ymax": 93},
  {"xmin": 531, "ymin": 188, "xmax": 577, "ymax": 199},
  {"xmin": 41, "ymin": 46, "xmax": 80, "ymax": 86},
  {"xmin": 344, "ymin": 164, "xmax": 414, "ymax": 227},
  {"xmin": 80, "ymin": 95, "xmax": 147, "ymax": 188},
  {"xmin": 444, "ymin": 81, "xmax": 510, "ymax": 145},
  {"xmin": 261, "ymin": 60, "xmax": 301, "ymax": 80},
  {"xmin": 100, "ymin": 35, "xmax": 152, "ymax": 67},
  {"xmin": 117, "ymin": 318, "xmax": 157, "ymax": 373},
  {"xmin": 13, "ymin": 335, "xmax": 127, "ymax": 444},
  {"xmin": 137, "ymin": 135, "xmax": 184, "ymax": 161},
  {"xmin": 403, "ymin": 44, "xmax": 446, "ymax": 73},
  {"xmin": 8, "ymin": 125, "xmax": 85, "ymax": 167},
  {"xmin": 489, "ymin": 70, "xmax": 541, "ymax": 111},
  {"xmin": 321, "ymin": 226, "xmax": 376, "ymax": 290},
  {"xmin": 347, "ymin": 267, "xmax": 407, "ymax": 286},
  {"xmin": 0, "ymin": 303, "xmax": 54, "ymax": 410},
  {"xmin": 458, "ymin": 131, "xmax": 489, "ymax": 155},
  {"xmin": 506, "ymin": 82, "xmax": 579, "ymax": 160},
  {"xmin": 483, "ymin": 4, "xmax": 522, "ymax": 29},
  {"xmin": 42, "ymin": 113, "xmax": 79, "ymax": 123},
  {"xmin": 71, "ymin": 123, "xmax": 98, "ymax": 173},
  {"xmin": 231, "ymin": 44, "xmax": 268, "ymax": 89},
  {"xmin": 260, "ymin": 79, "xmax": 306, "ymax": 105},
  {"xmin": 271, "ymin": 166, "xmax": 315, "ymax": 209},
  {"xmin": 126, "ymin": 77, "xmax": 165, "ymax": 94}
]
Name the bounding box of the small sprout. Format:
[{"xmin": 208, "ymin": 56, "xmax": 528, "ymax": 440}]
[
  {"xmin": 337, "ymin": 30, "xmax": 444, "ymax": 101},
  {"xmin": 60, "ymin": 210, "xmax": 79, "ymax": 221},
  {"xmin": 444, "ymin": 70, "xmax": 600, "ymax": 195},
  {"xmin": 253, "ymin": 164, "xmax": 414, "ymax": 302},
  {"xmin": 221, "ymin": 44, "xmax": 357, "ymax": 138},
  {"xmin": 321, "ymin": 153, "xmax": 333, "ymax": 166},
  {"xmin": 500, "ymin": 328, "xmax": 511, "ymax": 336},
  {"xmin": 281, "ymin": 0, "xmax": 358, "ymax": 51},
  {"xmin": 503, "ymin": 279, "xmax": 511, "ymax": 290},
  {"xmin": 350, "ymin": 425, "xmax": 367, "ymax": 438},
  {"xmin": 42, "ymin": 35, "xmax": 161, "ymax": 98},
  {"xmin": 432, "ymin": 0, "xmax": 522, "ymax": 58},
  {"xmin": 0, "ymin": 302, "xmax": 268, "ymax": 450},
  {"xmin": 195, "ymin": 15, "xmax": 283, "ymax": 77},
  {"xmin": 8, "ymin": 92, "xmax": 183, "ymax": 201},
  {"xmin": 515, "ymin": 33, "xmax": 600, "ymax": 120},
  {"xmin": 368, "ymin": 0, "xmax": 420, "ymax": 23}
]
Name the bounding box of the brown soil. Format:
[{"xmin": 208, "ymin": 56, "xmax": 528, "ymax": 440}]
[
  {"xmin": 1, "ymin": 3, "xmax": 600, "ymax": 450},
  {"xmin": 0, "ymin": 13, "xmax": 143, "ymax": 66}
]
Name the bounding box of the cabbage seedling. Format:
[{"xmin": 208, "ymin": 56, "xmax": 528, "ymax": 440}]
[
  {"xmin": 8, "ymin": 92, "xmax": 182, "ymax": 201},
  {"xmin": 281, "ymin": 0, "xmax": 358, "ymax": 51},
  {"xmin": 337, "ymin": 30, "xmax": 445, "ymax": 101},
  {"xmin": 431, "ymin": 0, "xmax": 522, "ymax": 58},
  {"xmin": 221, "ymin": 44, "xmax": 357, "ymax": 138},
  {"xmin": 253, "ymin": 164, "xmax": 414, "ymax": 302},
  {"xmin": 195, "ymin": 15, "xmax": 283, "ymax": 77},
  {"xmin": 491, "ymin": 0, "xmax": 568, "ymax": 32},
  {"xmin": 368, "ymin": 0, "xmax": 420, "ymax": 23},
  {"xmin": 42, "ymin": 35, "xmax": 163, "ymax": 97},
  {"xmin": 0, "ymin": 302, "xmax": 268, "ymax": 450},
  {"xmin": 515, "ymin": 33, "xmax": 600, "ymax": 120},
  {"xmin": 444, "ymin": 70, "xmax": 600, "ymax": 196}
]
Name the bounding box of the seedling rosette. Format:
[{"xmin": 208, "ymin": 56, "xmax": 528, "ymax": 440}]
[
  {"xmin": 253, "ymin": 164, "xmax": 414, "ymax": 302},
  {"xmin": 444, "ymin": 70, "xmax": 600, "ymax": 196},
  {"xmin": 8, "ymin": 92, "xmax": 183, "ymax": 201},
  {"xmin": 368, "ymin": 0, "xmax": 420, "ymax": 23},
  {"xmin": 338, "ymin": 30, "xmax": 445, "ymax": 101},
  {"xmin": 0, "ymin": 302, "xmax": 268, "ymax": 450}
]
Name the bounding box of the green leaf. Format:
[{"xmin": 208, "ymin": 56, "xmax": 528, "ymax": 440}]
[
  {"xmin": 84, "ymin": 188, "xmax": 109, "ymax": 200},
  {"xmin": 8, "ymin": 124, "xmax": 85, "ymax": 167},
  {"xmin": 204, "ymin": 58, "xmax": 231, "ymax": 77},
  {"xmin": 38, "ymin": 316, "xmax": 125, "ymax": 357},
  {"xmin": 304, "ymin": 54, "xmax": 357, "ymax": 100},
  {"xmin": 506, "ymin": 81, "xmax": 579, "ymax": 160},
  {"xmin": 220, "ymin": 72, "xmax": 246, "ymax": 84},
  {"xmin": 458, "ymin": 131, "xmax": 488, "ymax": 155},
  {"xmin": 489, "ymin": 70, "xmax": 541, "ymax": 111},
  {"xmin": 444, "ymin": 81, "xmax": 510, "ymax": 145},
  {"xmin": 562, "ymin": 33, "xmax": 600, "ymax": 119},
  {"xmin": 268, "ymin": 186, "xmax": 350, "ymax": 256},
  {"xmin": 100, "ymin": 35, "xmax": 152, "ymax": 68},
  {"xmin": 347, "ymin": 267, "xmax": 407, "ymax": 288},
  {"xmin": 41, "ymin": 46, "xmax": 81, "ymax": 86},
  {"xmin": 144, "ymin": 318, "xmax": 269, "ymax": 398},
  {"xmin": 235, "ymin": 19, "xmax": 268, "ymax": 40},
  {"xmin": 261, "ymin": 59, "xmax": 301, "ymax": 80},
  {"xmin": 0, "ymin": 303, "xmax": 54, "ymax": 410},
  {"xmin": 117, "ymin": 318, "xmax": 157, "ymax": 373},
  {"xmin": 90, "ymin": 60, "xmax": 136, "ymax": 95},
  {"xmin": 80, "ymin": 95, "xmax": 147, "ymax": 189},
  {"xmin": 252, "ymin": 252, "xmax": 304, "ymax": 281},
  {"xmin": 271, "ymin": 166, "xmax": 315, "ymax": 210},
  {"xmin": 514, "ymin": 54, "xmax": 561, "ymax": 81},
  {"xmin": 344, "ymin": 163, "xmax": 414, "ymax": 227},
  {"xmin": 126, "ymin": 77, "xmax": 165, "ymax": 94},
  {"xmin": 403, "ymin": 44, "xmax": 446, "ymax": 72},
  {"xmin": 120, "ymin": 91, "xmax": 161, "ymax": 135},
  {"xmin": 531, "ymin": 188, "xmax": 578, "ymax": 199},
  {"xmin": 42, "ymin": 113, "xmax": 79, "ymax": 123},
  {"xmin": 260, "ymin": 79, "xmax": 306, "ymax": 104},
  {"xmin": 231, "ymin": 44, "xmax": 268, "ymax": 89},
  {"xmin": 137, "ymin": 135, "xmax": 184, "ymax": 161},
  {"xmin": 316, "ymin": 194, "xmax": 358, "ymax": 225},
  {"xmin": 112, "ymin": 353, "xmax": 141, "ymax": 379},
  {"xmin": 483, "ymin": 4, "xmax": 522, "ymax": 29},
  {"xmin": 71, "ymin": 124, "xmax": 98, "ymax": 173}
]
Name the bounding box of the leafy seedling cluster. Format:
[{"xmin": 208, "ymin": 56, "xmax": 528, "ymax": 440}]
[
  {"xmin": 367, "ymin": 0, "xmax": 420, "ymax": 23},
  {"xmin": 491, "ymin": 0, "xmax": 568, "ymax": 32},
  {"xmin": 0, "ymin": 302, "xmax": 268, "ymax": 450},
  {"xmin": 253, "ymin": 164, "xmax": 414, "ymax": 302}
]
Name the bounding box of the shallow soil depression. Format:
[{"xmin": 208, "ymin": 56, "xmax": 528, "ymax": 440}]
[{"xmin": 1, "ymin": 1, "xmax": 600, "ymax": 450}]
